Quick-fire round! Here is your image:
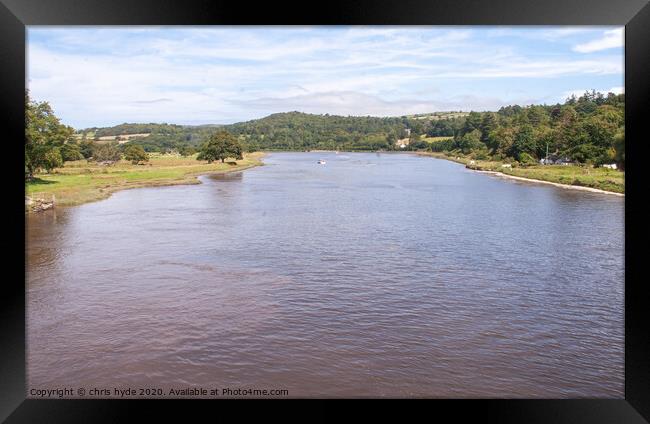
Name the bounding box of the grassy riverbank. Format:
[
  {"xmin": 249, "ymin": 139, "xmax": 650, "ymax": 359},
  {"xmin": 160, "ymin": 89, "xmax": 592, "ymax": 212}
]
[
  {"xmin": 417, "ymin": 152, "xmax": 624, "ymax": 194},
  {"xmin": 26, "ymin": 152, "xmax": 265, "ymax": 209}
]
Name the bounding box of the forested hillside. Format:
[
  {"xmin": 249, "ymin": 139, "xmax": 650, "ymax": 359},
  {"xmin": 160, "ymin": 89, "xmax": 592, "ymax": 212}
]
[
  {"xmin": 79, "ymin": 113, "xmax": 413, "ymax": 152},
  {"xmin": 76, "ymin": 123, "xmax": 220, "ymax": 152},
  {"xmin": 225, "ymin": 112, "xmax": 409, "ymax": 151},
  {"xmin": 74, "ymin": 90, "xmax": 624, "ymax": 168},
  {"xmin": 437, "ymin": 91, "xmax": 625, "ymax": 168}
]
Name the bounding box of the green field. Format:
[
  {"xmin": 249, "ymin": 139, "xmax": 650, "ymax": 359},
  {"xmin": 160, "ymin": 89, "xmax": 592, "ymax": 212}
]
[
  {"xmin": 420, "ymin": 136, "xmax": 453, "ymax": 143},
  {"xmin": 26, "ymin": 152, "xmax": 264, "ymax": 208},
  {"xmin": 418, "ymin": 152, "xmax": 624, "ymax": 194}
]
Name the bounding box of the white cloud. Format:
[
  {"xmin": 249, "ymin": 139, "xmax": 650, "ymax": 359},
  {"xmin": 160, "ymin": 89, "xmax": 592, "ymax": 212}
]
[
  {"xmin": 234, "ymin": 91, "xmax": 539, "ymax": 117},
  {"xmin": 27, "ymin": 27, "xmax": 625, "ymax": 127},
  {"xmin": 573, "ymin": 29, "xmax": 624, "ymax": 53}
]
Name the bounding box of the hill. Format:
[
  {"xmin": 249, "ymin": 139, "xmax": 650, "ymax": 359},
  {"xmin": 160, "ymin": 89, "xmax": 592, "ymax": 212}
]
[
  {"xmin": 77, "ymin": 112, "xmax": 439, "ymax": 152},
  {"xmin": 224, "ymin": 111, "xmax": 410, "ymax": 151}
]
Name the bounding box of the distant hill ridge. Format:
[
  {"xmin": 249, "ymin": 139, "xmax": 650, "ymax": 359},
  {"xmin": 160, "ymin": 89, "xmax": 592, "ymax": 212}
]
[
  {"xmin": 75, "ymin": 111, "xmax": 456, "ymax": 152},
  {"xmin": 73, "ymin": 91, "xmax": 623, "ymax": 161},
  {"xmin": 76, "ymin": 110, "xmax": 462, "ymax": 135}
]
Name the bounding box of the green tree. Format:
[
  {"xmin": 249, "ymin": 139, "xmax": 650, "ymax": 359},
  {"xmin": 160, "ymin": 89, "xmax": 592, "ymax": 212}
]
[
  {"xmin": 42, "ymin": 147, "xmax": 64, "ymax": 172},
  {"xmin": 556, "ymin": 105, "xmax": 579, "ymax": 155},
  {"xmin": 197, "ymin": 130, "xmax": 243, "ymax": 163},
  {"xmin": 461, "ymin": 112, "xmax": 482, "ymax": 136},
  {"xmin": 25, "ymin": 93, "xmax": 74, "ymax": 178},
  {"xmin": 93, "ymin": 142, "xmax": 122, "ymax": 163},
  {"xmin": 408, "ymin": 120, "xmax": 424, "ymax": 136},
  {"xmin": 613, "ymin": 130, "xmax": 625, "ymax": 170},
  {"xmin": 510, "ymin": 125, "xmax": 537, "ymax": 160},
  {"xmin": 533, "ymin": 126, "xmax": 555, "ymax": 159},
  {"xmin": 124, "ymin": 145, "xmax": 149, "ymax": 164},
  {"xmin": 487, "ymin": 126, "xmax": 516, "ymax": 156},
  {"xmin": 527, "ymin": 106, "xmax": 549, "ymax": 127},
  {"xmin": 179, "ymin": 145, "xmax": 196, "ymax": 156},
  {"xmin": 60, "ymin": 143, "xmax": 84, "ymax": 162},
  {"xmin": 79, "ymin": 139, "xmax": 96, "ymax": 159},
  {"xmin": 479, "ymin": 112, "xmax": 498, "ymax": 143},
  {"xmin": 456, "ymin": 129, "xmax": 482, "ymax": 154}
]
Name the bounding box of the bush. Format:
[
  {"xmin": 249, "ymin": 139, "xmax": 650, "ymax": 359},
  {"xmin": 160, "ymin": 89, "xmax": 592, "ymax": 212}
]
[
  {"xmin": 473, "ymin": 148, "xmax": 490, "ymax": 160},
  {"xmin": 124, "ymin": 145, "xmax": 149, "ymax": 164},
  {"xmin": 518, "ymin": 152, "xmax": 537, "ymax": 166},
  {"xmin": 92, "ymin": 142, "xmax": 122, "ymax": 163},
  {"xmin": 43, "ymin": 147, "xmax": 63, "ymax": 172},
  {"xmin": 60, "ymin": 143, "xmax": 84, "ymax": 162},
  {"xmin": 179, "ymin": 145, "xmax": 196, "ymax": 157}
]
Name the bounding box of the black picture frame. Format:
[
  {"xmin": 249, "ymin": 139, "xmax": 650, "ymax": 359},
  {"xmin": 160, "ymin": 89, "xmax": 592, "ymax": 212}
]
[{"xmin": 2, "ymin": 0, "xmax": 648, "ymax": 421}]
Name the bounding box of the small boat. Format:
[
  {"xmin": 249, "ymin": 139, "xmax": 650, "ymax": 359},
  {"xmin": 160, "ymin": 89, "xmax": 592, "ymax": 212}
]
[{"xmin": 317, "ymin": 159, "xmax": 326, "ymax": 164}]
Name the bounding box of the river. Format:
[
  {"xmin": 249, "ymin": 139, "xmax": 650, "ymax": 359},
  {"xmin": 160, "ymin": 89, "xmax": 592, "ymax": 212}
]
[{"xmin": 26, "ymin": 152, "xmax": 624, "ymax": 397}]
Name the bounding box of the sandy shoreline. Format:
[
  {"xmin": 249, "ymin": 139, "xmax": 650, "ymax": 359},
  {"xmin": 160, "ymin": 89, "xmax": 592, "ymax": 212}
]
[
  {"xmin": 415, "ymin": 152, "xmax": 624, "ymax": 196},
  {"xmin": 473, "ymin": 169, "xmax": 624, "ymax": 197}
]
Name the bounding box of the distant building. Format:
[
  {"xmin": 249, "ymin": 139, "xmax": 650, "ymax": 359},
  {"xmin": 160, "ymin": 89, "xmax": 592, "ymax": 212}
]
[
  {"xmin": 555, "ymin": 157, "xmax": 573, "ymax": 166},
  {"xmin": 396, "ymin": 137, "xmax": 410, "ymax": 148},
  {"xmin": 539, "ymin": 154, "xmax": 573, "ymax": 165},
  {"xmin": 603, "ymin": 163, "xmax": 618, "ymax": 169}
]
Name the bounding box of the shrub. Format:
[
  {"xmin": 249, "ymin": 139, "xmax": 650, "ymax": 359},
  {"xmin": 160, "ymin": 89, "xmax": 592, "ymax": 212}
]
[
  {"xmin": 124, "ymin": 145, "xmax": 149, "ymax": 164},
  {"xmin": 518, "ymin": 152, "xmax": 537, "ymax": 166},
  {"xmin": 92, "ymin": 142, "xmax": 122, "ymax": 163}
]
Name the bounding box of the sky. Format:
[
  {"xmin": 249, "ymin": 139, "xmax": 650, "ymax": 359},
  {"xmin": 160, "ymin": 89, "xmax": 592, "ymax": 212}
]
[{"xmin": 27, "ymin": 26, "xmax": 624, "ymax": 129}]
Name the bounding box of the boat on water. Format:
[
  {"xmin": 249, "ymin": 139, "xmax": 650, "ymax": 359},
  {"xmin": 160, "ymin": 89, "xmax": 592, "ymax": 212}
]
[{"xmin": 317, "ymin": 160, "xmax": 327, "ymax": 164}]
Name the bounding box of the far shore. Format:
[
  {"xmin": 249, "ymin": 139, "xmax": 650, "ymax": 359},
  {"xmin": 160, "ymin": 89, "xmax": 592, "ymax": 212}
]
[
  {"xmin": 25, "ymin": 152, "xmax": 266, "ymax": 212},
  {"xmin": 416, "ymin": 151, "xmax": 624, "ymax": 196},
  {"xmin": 472, "ymin": 169, "xmax": 624, "ymax": 196},
  {"xmin": 26, "ymin": 149, "xmax": 624, "ymax": 214}
]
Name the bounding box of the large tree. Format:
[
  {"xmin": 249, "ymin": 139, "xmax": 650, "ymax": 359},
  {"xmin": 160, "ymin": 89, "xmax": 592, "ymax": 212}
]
[
  {"xmin": 197, "ymin": 130, "xmax": 243, "ymax": 163},
  {"xmin": 456, "ymin": 129, "xmax": 482, "ymax": 154},
  {"xmin": 124, "ymin": 145, "xmax": 149, "ymax": 164},
  {"xmin": 479, "ymin": 112, "xmax": 498, "ymax": 143},
  {"xmin": 60, "ymin": 143, "xmax": 84, "ymax": 162},
  {"xmin": 79, "ymin": 139, "xmax": 96, "ymax": 159},
  {"xmin": 25, "ymin": 92, "xmax": 74, "ymax": 178},
  {"xmin": 509, "ymin": 125, "xmax": 537, "ymax": 160},
  {"xmin": 613, "ymin": 130, "xmax": 625, "ymax": 170},
  {"xmin": 92, "ymin": 142, "xmax": 122, "ymax": 163}
]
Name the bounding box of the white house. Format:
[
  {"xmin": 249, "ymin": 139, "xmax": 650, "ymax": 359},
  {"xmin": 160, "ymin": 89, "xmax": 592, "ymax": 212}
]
[
  {"xmin": 603, "ymin": 163, "xmax": 618, "ymax": 169},
  {"xmin": 540, "ymin": 155, "xmax": 573, "ymax": 165}
]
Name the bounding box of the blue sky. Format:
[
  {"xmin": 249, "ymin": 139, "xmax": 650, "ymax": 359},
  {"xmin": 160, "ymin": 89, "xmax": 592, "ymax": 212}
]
[{"xmin": 27, "ymin": 26, "xmax": 624, "ymax": 129}]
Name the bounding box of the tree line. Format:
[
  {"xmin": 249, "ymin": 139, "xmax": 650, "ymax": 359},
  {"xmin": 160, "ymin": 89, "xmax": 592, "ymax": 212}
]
[
  {"xmin": 412, "ymin": 91, "xmax": 625, "ymax": 169},
  {"xmin": 26, "ymin": 90, "xmax": 625, "ymax": 179},
  {"xmin": 224, "ymin": 111, "xmax": 409, "ymax": 151},
  {"xmin": 25, "ymin": 92, "xmax": 245, "ymax": 178},
  {"xmin": 26, "ymin": 92, "xmax": 154, "ymax": 178}
]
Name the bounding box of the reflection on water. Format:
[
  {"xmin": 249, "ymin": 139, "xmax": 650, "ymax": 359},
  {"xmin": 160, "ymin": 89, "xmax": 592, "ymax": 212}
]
[
  {"xmin": 209, "ymin": 171, "xmax": 244, "ymax": 182},
  {"xmin": 26, "ymin": 152, "xmax": 624, "ymax": 397}
]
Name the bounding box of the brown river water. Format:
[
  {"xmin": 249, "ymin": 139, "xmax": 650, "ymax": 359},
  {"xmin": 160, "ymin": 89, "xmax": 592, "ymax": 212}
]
[{"xmin": 26, "ymin": 152, "xmax": 624, "ymax": 398}]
